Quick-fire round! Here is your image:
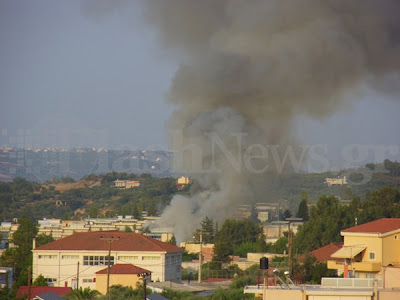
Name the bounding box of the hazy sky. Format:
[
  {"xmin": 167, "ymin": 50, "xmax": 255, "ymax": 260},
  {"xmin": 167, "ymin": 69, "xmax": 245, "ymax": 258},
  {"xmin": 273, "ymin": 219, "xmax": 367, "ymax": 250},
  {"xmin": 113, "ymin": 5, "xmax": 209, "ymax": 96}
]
[{"xmin": 1, "ymin": 0, "xmax": 399, "ymax": 164}]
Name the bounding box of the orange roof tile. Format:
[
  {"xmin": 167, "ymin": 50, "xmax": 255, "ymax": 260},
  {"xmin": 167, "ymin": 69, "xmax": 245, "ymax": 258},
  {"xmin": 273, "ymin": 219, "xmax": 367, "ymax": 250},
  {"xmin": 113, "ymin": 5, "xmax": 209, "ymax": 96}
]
[
  {"xmin": 34, "ymin": 231, "xmax": 182, "ymax": 252},
  {"xmin": 342, "ymin": 218, "xmax": 400, "ymax": 234},
  {"xmin": 96, "ymin": 264, "xmax": 151, "ymax": 275}
]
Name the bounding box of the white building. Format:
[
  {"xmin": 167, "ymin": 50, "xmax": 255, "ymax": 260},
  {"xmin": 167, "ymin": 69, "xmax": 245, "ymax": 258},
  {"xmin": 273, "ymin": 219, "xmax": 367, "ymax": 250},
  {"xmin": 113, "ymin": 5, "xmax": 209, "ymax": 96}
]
[
  {"xmin": 325, "ymin": 176, "xmax": 347, "ymax": 186},
  {"xmin": 32, "ymin": 231, "xmax": 182, "ymax": 289}
]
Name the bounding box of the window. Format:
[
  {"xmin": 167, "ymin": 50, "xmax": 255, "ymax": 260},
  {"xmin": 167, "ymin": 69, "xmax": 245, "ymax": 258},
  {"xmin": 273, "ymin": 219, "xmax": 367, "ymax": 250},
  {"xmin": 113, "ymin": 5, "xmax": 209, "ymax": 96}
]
[
  {"xmin": 45, "ymin": 278, "xmax": 57, "ymax": 286},
  {"xmin": 62, "ymin": 255, "xmax": 79, "ymax": 260},
  {"xmin": 39, "ymin": 255, "xmax": 57, "ymax": 259},
  {"xmin": 142, "ymin": 256, "xmax": 160, "ymax": 261},
  {"xmin": 83, "ymin": 256, "xmax": 114, "ymax": 266},
  {"xmin": 369, "ymin": 252, "xmax": 375, "ymax": 260},
  {"xmin": 118, "ymin": 256, "xmax": 138, "ymax": 261},
  {"xmin": 83, "ymin": 279, "xmax": 93, "ymax": 283},
  {"xmin": 395, "ymin": 235, "xmax": 398, "ymax": 240}
]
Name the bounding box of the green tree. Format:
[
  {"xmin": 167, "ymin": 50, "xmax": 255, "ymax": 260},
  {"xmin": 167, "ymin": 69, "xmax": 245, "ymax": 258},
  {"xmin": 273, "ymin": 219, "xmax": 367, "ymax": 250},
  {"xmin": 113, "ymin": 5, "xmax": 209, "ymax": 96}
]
[
  {"xmin": 12, "ymin": 217, "xmax": 38, "ymax": 278},
  {"xmin": 293, "ymin": 195, "xmax": 354, "ymax": 254},
  {"xmin": 358, "ymin": 186, "xmax": 400, "ymax": 223},
  {"xmin": 248, "ymin": 204, "xmax": 260, "ymax": 224},
  {"xmin": 124, "ymin": 226, "xmax": 133, "ymax": 232},
  {"xmin": 233, "ymin": 242, "xmax": 260, "ymax": 257},
  {"xmin": 267, "ymin": 236, "xmax": 288, "ymax": 254},
  {"xmin": 167, "ymin": 235, "xmax": 177, "ymax": 246},
  {"xmin": 32, "ymin": 274, "xmax": 48, "ymax": 286},
  {"xmin": 88, "ymin": 206, "xmax": 99, "ymax": 218},
  {"xmin": 283, "ymin": 209, "xmax": 292, "ymax": 219},
  {"xmin": 296, "ymin": 192, "xmax": 309, "ymax": 221},
  {"xmin": 213, "ymin": 219, "xmax": 263, "ymax": 262},
  {"xmin": 194, "ymin": 216, "xmax": 216, "ymax": 243},
  {"xmin": 36, "ymin": 233, "xmax": 55, "ymax": 248},
  {"xmin": 65, "ymin": 287, "xmax": 101, "ymax": 300}
]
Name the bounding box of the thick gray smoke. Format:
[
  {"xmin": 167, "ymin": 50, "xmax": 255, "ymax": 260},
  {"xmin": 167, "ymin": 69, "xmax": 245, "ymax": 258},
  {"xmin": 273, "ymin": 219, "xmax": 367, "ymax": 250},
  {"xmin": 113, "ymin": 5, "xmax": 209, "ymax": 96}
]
[
  {"xmin": 144, "ymin": 0, "xmax": 400, "ymax": 242},
  {"xmin": 83, "ymin": 0, "xmax": 400, "ymax": 241}
]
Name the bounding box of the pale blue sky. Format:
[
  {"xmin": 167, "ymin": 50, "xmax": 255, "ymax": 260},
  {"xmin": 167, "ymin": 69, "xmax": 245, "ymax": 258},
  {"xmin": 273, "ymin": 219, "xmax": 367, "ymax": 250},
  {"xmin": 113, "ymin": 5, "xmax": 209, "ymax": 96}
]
[{"xmin": 1, "ymin": 0, "xmax": 399, "ymax": 164}]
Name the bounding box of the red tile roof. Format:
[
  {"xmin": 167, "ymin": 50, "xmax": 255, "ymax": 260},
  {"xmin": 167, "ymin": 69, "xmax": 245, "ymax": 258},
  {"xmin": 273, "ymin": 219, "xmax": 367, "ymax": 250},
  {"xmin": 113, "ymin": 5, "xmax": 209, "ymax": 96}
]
[
  {"xmin": 34, "ymin": 231, "xmax": 182, "ymax": 252},
  {"xmin": 17, "ymin": 286, "xmax": 71, "ymax": 299},
  {"xmin": 96, "ymin": 264, "xmax": 151, "ymax": 275},
  {"xmin": 311, "ymin": 243, "xmax": 343, "ymax": 262},
  {"xmin": 342, "ymin": 218, "xmax": 400, "ymax": 234},
  {"xmin": 298, "ymin": 243, "xmax": 343, "ymax": 262}
]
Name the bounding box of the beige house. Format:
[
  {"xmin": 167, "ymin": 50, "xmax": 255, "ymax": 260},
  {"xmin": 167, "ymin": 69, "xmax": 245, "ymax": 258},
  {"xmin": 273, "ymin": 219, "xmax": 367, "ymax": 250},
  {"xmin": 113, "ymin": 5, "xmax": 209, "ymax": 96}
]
[
  {"xmin": 176, "ymin": 176, "xmax": 190, "ymax": 189},
  {"xmin": 263, "ymin": 221, "xmax": 302, "ymax": 243},
  {"xmin": 328, "ymin": 218, "xmax": 400, "ymax": 278},
  {"xmin": 95, "ymin": 264, "xmax": 151, "ymax": 295},
  {"xmin": 114, "ymin": 180, "xmax": 141, "ymax": 188},
  {"xmin": 32, "ymin": 231, "xmax": 182, "ymax": 290}
]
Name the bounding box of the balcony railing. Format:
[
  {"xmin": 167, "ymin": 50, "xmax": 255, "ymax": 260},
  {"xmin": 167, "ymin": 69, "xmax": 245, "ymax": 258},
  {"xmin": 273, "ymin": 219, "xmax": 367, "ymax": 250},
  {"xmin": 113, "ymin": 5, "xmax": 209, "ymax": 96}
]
[{"xmin": 321, "ymin": 277, "xmax": 382, "ymax": 288}]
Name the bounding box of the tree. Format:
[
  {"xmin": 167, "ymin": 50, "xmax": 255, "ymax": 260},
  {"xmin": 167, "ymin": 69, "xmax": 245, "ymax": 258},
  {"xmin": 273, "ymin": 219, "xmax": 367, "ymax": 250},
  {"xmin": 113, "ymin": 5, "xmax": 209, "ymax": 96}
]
[
  {"xmin": 283, "ymin": 209, "xmax": 292, "ymax": 219},
  {"xmin": 293, "ymin": 195, "xmax": 354, "ymax": 253},
  {"xmin": 296, "ymin": 192, "xmax": 309, "ymax": 221},
  {"xmin": 267, "ymin": 236, "xmax": 288, "ymax": 254},
  {"xmin": 33, "ymin": 274, "xmax": 48, "ymax": 286},
  {"xmin": 213, "ymin": 219, "xmax": 263, "ymax": 262},
  {"xmin": 88, "ymin": 206, "xmax": 99, "ymax": 218},
  {"xmin": 248, "ymin": 204, "xmax": 260, "ymax": 224},
  {"xmin": 233, "ymin": 242, "xmax": 260, "ymax": 257},
  {"xmin": 36, "ymin": 234, "xmax": 55, "ymax": 248},
  {"xmin": 12, "ymin": 217, "xmax": 38, "ymax": 279},
  {"xmin": 65, "ymin": 287, "xmax": 101, "ymax": 300},
  {"xmin": 124, "ymin": 226, "xmax": 133, "ymax": 232},
  {"xmin": 167, "ymin": 235, "xmax": 177, "ymax": 246},
  {"xmin": 194, "ymin": 216, "xmax": 216, "ymax": 243}
]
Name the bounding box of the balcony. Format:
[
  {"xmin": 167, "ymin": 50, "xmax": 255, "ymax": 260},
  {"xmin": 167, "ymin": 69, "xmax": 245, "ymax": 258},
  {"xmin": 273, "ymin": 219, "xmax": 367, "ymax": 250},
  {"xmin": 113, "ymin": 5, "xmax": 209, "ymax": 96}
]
[
  {"xmin": 352, "ymin": 261, "xmax": 381, "ymax": 272},
  {"xmin": 328, "ymin": 260, "xmax": 381, "ymax": 272}
]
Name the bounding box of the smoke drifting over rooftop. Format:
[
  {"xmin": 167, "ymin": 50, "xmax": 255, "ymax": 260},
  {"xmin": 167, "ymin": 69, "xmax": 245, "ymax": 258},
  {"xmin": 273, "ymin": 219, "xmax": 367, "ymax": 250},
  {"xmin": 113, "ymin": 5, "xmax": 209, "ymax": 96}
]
[{"xmin": 85, "ymin": 0, "xmax": 400, "ymax": 241}]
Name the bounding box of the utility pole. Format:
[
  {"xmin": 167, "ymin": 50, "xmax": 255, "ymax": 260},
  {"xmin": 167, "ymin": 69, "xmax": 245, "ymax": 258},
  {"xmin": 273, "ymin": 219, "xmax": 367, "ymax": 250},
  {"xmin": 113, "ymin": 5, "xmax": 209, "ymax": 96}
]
[
  {"xmin": 76, "ymin": 262, "xmax": 80, "ymax": 290},
  {"xmin": 143, "ymin": 276, "xmax": 147, "ymax": 300},
  {"xmin": 288, "ymin": 221, "xmax": 292, "ymax": 276},
  {"xmin": 100, "ymin": 236, "xmax": 120, "ymax": 300},
  {"xmin": 198, "ymin": 232, "xmax": 203, "ymax": 284},
  {"xmin": 28, "ymin": 266, "xmax": 31, "ymax": 300},
  {"xmin": 286, "ymin": 217, "xmax": 302, "ymax": 277}
]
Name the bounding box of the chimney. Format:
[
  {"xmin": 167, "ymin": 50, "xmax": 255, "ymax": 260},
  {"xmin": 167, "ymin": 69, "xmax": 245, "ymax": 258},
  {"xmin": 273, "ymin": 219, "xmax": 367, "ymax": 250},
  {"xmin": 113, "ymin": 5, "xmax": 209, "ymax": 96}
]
[{"xmin": 32, "ymin": 238, "xmax": 36, "ymax": 249}]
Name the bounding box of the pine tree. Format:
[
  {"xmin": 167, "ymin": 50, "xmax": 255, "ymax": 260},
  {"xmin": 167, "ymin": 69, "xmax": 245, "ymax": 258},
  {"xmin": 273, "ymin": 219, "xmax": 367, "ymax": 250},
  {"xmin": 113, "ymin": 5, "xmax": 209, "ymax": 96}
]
[{"xmin": 296, "ymin": 192, "xmax": 309, "ymax": 221}]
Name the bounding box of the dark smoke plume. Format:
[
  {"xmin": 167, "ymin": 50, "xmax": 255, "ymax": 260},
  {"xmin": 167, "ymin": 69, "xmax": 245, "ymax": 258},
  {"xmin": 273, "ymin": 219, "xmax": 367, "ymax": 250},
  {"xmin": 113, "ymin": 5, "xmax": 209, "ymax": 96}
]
[{"xmin": 84, "ymin": 0, "xmax": 400, "ymax": 241}]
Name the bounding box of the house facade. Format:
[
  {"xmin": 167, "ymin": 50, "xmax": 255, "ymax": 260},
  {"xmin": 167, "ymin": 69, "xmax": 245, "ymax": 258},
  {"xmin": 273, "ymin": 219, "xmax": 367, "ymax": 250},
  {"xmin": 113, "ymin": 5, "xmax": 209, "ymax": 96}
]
[
  {"xmin": 328, "ymin": 218, "xmax": 400, "ymax": 278},
  {"xmin": 32, "ymin": 231, "xmax": 182, "ymax": 289},
  {"xmin": 95, "ymin": 264, "xmax": 151, "ymax": 295}
]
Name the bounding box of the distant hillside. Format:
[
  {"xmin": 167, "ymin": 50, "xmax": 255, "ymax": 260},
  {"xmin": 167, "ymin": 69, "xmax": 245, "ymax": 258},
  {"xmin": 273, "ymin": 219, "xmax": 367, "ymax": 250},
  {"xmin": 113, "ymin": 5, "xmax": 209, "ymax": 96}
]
[{"xmin": 1, "ymin": 164, "xmax": 399, "ymax": 222}]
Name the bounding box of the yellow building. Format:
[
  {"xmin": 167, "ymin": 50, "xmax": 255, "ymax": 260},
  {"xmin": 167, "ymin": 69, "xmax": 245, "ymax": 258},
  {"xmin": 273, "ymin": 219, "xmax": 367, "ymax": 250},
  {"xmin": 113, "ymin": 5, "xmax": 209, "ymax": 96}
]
[
  {"xmin": 176, "ymin": 176, "xmax": 190, "ymax": 189},
  {"xmin": 95, "ymin": 264, "xmax": 151, "ymax": 295},
  {"xmin": 328, "ymin": 218, "xmax": 400, "ymax": 278}
]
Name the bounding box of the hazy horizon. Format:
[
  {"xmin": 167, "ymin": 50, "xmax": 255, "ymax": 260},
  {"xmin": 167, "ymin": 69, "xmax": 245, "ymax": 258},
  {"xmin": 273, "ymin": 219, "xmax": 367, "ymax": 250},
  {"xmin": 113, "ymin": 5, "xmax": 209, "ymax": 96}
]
[{"xmin": 1, "ymin": 0, "xmax": 400, "ymax": 166}]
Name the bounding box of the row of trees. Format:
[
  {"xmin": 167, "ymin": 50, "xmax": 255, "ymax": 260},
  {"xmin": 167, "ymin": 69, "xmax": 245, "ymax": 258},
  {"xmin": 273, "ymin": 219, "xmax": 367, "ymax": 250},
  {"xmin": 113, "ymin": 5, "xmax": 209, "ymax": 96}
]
[
  {"xmin": 294, "ymin": 186, "xmax": 400, "ymax": 254},
  {"xmin": 0, "ymin": 217, "xmax": 55, "ymax": 298},
  {"xmin": 0, "ymin": 173, "xmax": 183, "ymax": 221}
]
